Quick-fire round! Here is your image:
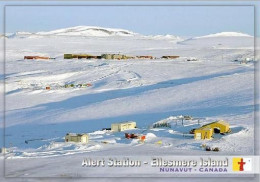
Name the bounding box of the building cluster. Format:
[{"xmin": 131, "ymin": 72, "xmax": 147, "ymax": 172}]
[
  {"xmin": 23, "ymin": 54, "xmax": 181, "ymax": 60},
  {"xmin": 63, "ymin": 54, "xmax": 180, "ymax": 60},
  {"xmin": 65, "ymin": 121, "xmax": 137, "ymax": 143},
  {"xmin": 64, "ymin": 119, "xmax": 231, "ymax": 145},
  {"xmin": 43, "ymin": 83, "xmax": 93, "ymax": 90}
]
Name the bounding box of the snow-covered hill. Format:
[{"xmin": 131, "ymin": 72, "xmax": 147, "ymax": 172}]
[
  {"xmin": 8, "ymin": 26, "xmax": 138, "ymax": 38},
  {"xmin": 7, "ymin": 27, "xmax": 253, "ymax": 45},
  {"xmin": 7, "ymin": 26, "xmax": 185, "ymax": 42},
  {"xmin": 178, "ymin": 32, "xmax": 254, "ymax": 48},
  {"xmin": 193, "ymin": 32, "xmax": 252, "ymax": 39}
]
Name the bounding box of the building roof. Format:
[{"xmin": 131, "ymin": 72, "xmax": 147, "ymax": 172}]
[
  {"xmin": 195, "ymin": 127, "xmax": 212, "ymax": 131},
  {"xmin": 200, "ymin": 120, "xmax": 229, "ymax": 128},
  {"xmin": 162, "ymin": 55, "xmax": 179, "ymax": 57},
  {"xmin": 216, "ymin": 120, "xmax": 229, "ymax": 126},
  {"xmin": 66, "ymin": 133, "xmax": 88, "ymax": 136},
  {"xmin": 112, "ymin": 121, "xmax": 136, "ymax": 125}
]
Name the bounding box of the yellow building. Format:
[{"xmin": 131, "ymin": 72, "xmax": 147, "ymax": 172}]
[
  {"xmin": 111, "ymin": 121, "xmax": 137, "ymax": 132},
  {"xmin": 194, "ymin": 120, "xmax": 230, "ymax": 140},
  {"xmin": 65, "ymin": 133, "xmax": 89, "ymax": 143},
  {"xmin": 194, "ymin": 127, "xmax": 213, "ymax": 139}
]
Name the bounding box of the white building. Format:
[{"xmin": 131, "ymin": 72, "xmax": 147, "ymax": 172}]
[
  {"xmin": 65, "ymin": 133, "xmax": 89, "ymax": 143},
  {"xmin": 111, "ymin": 121, "xmax": 137, "ymax": 132}
]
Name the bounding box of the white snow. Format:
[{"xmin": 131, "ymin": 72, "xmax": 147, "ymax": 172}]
[
  {"xmin": 0, "ymin": 26, "xmax": 256, "ymax": 177},
  {"xmin": 144, "ymin": 34, "xmax": 182, "ymax": 41},
  {"xmin": 145, "ymin": 133, "xmax": 157, "ymax": 139}
]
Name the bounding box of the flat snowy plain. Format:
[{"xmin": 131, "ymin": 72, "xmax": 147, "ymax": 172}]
[{"xmin": 0, "ymin": 26, "xmax": 257, "ymax": 179}]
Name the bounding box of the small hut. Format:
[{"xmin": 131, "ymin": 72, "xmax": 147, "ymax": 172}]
[{"xmin": 65, "ymin": 133, "xmax": 89, "ymax": 143}]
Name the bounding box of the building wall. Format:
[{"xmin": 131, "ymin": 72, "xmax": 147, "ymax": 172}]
[
  {"xmin": 80, "ymin": 135, "xmax": 89, "ymax": 143},
  {"xmin": 65, "ymin": 134, "xmax": 89, "ymax": 143},
  {"xmin": 112, "ymin": 54, "xmax": 122, "ymax": 59},
  {"xmin": 194, "ymin": 128, "xmax": 213, "ymax": 139},
  {"xmin": 101, "ymin": 54, "xmax": 112, "ymax": 59},
  {"xmin": 111, "ymin": 124, "xmax": 120, "ymax": 132},
  {"xmin": 102, "ymin": 54, "xmax": 127, "ymax": 60},
  {"xmin": 194, "ymin": 131, "xmax": 202, "ymax": 140},
  {"xmin": 64, "ymin": 54, "xmax": 94, "ymax": 59},
  {"xmin": 65, "ymin": 135, "xmax": 80, "ymax": 142},
  {"xmin": 64, "ymin": 54, "xmax": 73, "ymax": 59},
  {"xmin": 119, "ymin": 122, "xmax": 136, "ymax": 131}
]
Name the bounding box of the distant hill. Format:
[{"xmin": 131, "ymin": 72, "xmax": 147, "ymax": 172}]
[
  {"xmin": 6, "ymin": 27, "xmax": 253, "ymax": 48},
  {"xmin": 177, "ymin": 32, "xmax": 253, "ymax": 48},
  {"xmin": 7, "ymin": 26, "xmax": 138, "ymax": 38},
  {"xmin": 193, "ymin": 32, "xmax": 252, "ymax": 39},
  {"xmin": 6, "ymin": 26, "xmax": 183, "ymax": 41}
]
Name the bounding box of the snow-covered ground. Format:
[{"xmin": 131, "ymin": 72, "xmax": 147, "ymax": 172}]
[{"xmin": 0, "ymin": 26, "xmax": 256, "ymax": 177}]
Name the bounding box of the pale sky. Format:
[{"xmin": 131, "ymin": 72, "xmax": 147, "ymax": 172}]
[{"xmin": 1, "ymin": 1, "xmax": 258, "ymax": 37}]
